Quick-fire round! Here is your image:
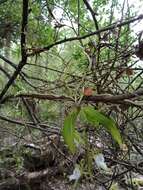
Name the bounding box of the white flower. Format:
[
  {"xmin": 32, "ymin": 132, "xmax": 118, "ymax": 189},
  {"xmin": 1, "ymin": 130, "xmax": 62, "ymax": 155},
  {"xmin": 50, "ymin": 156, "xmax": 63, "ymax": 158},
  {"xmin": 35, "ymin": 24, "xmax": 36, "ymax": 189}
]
[
  {"xmin": 69, "ymin": 165, "xmax": 81, "ymax": 181},
  {"xmin": 94, "ymin": 153, "xmax": 109, "ymax": 171}
]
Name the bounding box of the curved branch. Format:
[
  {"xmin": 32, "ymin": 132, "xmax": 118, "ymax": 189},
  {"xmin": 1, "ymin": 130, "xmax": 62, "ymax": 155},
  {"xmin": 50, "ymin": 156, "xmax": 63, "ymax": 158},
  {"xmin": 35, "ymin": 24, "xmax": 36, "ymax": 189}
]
[{"xmin": 27, "ymin": 14, "xmax": 143, "ymax": 56}]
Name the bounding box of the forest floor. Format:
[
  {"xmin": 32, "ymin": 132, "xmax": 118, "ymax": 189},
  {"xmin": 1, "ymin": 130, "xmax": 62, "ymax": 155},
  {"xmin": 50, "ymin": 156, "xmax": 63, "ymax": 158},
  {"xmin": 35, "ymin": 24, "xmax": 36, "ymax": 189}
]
[{"xmin": 0, "ymin": 134, "xmax": 143, "ymax": 190}]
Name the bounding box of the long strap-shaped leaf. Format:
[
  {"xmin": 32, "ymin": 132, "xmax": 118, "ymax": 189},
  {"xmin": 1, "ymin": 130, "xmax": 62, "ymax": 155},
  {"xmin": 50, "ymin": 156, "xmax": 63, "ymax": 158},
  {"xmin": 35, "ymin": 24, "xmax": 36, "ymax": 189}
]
[
  {"xmin": 62, "ymin": 109, "xmax": 79, "ymax": 153},
  {"xmin": 81, "ymin": 106, "xmax": 122, "ymax": 145}
]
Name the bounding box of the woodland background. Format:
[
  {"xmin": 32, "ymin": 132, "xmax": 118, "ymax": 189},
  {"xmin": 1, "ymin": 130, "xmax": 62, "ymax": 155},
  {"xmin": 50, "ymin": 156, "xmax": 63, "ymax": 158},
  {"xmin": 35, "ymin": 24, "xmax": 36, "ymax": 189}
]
[{"xmin": 0, "ymin": 0, "xmax": 143, "ymax": 189}]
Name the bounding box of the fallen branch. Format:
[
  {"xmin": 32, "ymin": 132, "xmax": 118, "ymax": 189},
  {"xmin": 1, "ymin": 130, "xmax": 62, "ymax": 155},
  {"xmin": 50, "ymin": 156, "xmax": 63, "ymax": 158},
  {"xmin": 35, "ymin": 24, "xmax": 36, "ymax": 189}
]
[{"xmin": 0, "ymin": 167, "xmax": 58, "ymax": 190}]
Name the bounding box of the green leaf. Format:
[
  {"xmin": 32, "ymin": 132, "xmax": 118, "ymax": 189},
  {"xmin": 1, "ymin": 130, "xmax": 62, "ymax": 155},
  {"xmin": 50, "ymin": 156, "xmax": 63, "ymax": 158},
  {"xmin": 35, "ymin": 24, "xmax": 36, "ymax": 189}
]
[
  {"xmin": 74, "ymin": 130, "xmax": 85, "ymax": 146},
  {"xmin": 81, "ymin": 106, "xmax": 122, "ymax": 145},
  {"xmin": 80, "ymin": 108, "xmax": 99, "ymax": 126},
  {"xmin": 62, "ymin": 109, "xmax": 79, "ymax": 153}
]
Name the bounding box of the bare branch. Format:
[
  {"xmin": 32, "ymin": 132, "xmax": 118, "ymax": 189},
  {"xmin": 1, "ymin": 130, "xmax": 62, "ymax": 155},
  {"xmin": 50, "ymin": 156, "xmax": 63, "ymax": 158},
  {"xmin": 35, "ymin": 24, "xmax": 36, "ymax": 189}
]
[
  {"xmin": 27, "ymin": 14, "xmax": 143, "ymax": 56},
  {"xmin": 0, "ymin": 0, "xmax": 29, "ymax": 103}
]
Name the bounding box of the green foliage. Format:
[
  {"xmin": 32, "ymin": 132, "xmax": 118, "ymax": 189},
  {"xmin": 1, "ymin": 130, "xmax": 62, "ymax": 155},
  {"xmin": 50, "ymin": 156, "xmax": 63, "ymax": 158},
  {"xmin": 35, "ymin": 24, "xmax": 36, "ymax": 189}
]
[
  {"xmin": 0, "ymin": 0, "xmax": 141, "ymax": 184},
  {"xmin": 82, "ymin": 106, "xmax": 122, "ymax": 146},
  {"xmin": 62, "ymin": 108, "xmax": 80, "ymax": 153},
  {"xmin": 62, "ymin": 106, "xmax": 122, "ymax": 153},
  {"xmin": 0, "ymin": 146, "xmax": 23, "ymax": 171},
  {"xmin": 39, "ymin": 101, "xmax": 60, "ymax": 121},
  {"xmin": 0, "ymin": 0, "xmax": 21, "ymax": 43}
]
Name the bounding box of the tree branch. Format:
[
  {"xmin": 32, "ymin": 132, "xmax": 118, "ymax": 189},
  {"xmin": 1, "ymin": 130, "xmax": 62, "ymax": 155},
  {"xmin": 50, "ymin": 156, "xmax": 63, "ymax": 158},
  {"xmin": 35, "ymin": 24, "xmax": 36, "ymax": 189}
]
[
  {"xmin": 27, "ymin": 14, "xmax": 143, "ymax": 56},
  {"xmin": 0, "ymin": 0, "xmax": 29, "ymax": 103},
  {"xmin": 2, "ymin": 88, "xmax": 143, "ymax": 107}
]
